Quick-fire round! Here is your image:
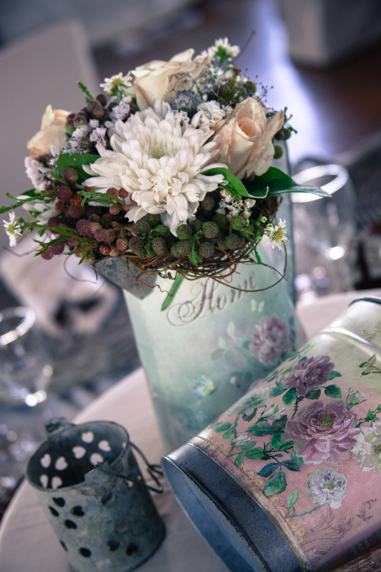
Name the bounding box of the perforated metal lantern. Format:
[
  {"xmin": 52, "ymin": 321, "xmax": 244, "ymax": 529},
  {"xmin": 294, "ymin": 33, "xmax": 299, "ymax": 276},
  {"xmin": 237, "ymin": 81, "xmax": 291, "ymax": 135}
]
[{"xmin": 26, "ymin": 418, "xmax": 165, "ymax": 572}]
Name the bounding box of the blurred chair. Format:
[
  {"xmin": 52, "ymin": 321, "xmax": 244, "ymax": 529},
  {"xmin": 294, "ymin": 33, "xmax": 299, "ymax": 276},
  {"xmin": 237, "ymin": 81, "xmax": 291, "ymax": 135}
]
[
  {"xmin": 0, "ymin": 20, "xmax": 139, "ymax": 389},
  {"xmin": 0, "ymin": 19, "xmax": 98, "ymax": 253},
  {"xmin": 279, "ymin": 0, "xmax": 381, "ymax": 67}
]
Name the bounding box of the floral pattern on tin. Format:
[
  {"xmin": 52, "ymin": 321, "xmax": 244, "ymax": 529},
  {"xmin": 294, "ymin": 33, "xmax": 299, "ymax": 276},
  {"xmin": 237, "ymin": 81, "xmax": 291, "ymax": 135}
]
[
  {"xmin": 306, "ymin": 466, "xmax": 347, "ymax": 509},
  {"xmin": 283, "ymin": 400, "xmax": 359, "ymax": 465},
  {"xmin": 352, "ymin": 421, "xmax": 381, "ymax": 473},
  {"xmin": 250, "ymin": 315, "xmax": 291, "ymax": 365},
  {"xmin": 284, "ymin": 355, "xmax": 334, "ymax": 397}
]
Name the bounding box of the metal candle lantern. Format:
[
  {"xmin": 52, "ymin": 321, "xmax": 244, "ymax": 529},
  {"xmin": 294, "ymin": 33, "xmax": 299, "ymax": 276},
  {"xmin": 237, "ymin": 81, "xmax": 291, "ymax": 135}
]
[
  {"xmin": 162, "ymin": 297, "xmax": 381, "ymax": 572},
  {"xmin": 26, "ymin": 418, "xmax": 165, "ymax": 572}
]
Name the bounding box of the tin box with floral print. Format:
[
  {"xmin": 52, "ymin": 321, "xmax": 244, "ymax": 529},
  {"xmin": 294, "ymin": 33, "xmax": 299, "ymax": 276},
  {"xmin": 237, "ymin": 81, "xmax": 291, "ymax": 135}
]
[{"xmin": 162, "ymin": 297, "xmax": 381, "ymax": 571}]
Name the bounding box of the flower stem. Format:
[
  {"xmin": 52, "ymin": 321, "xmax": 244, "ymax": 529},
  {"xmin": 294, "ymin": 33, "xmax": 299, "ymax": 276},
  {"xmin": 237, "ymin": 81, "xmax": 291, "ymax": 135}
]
[
  {"xmin": 288, "ymin": 505, "xmax": 323, "ymax": 519},
  {"xmin": 291, "ymin": 396, "xmax": 304, "ymax": 420}
]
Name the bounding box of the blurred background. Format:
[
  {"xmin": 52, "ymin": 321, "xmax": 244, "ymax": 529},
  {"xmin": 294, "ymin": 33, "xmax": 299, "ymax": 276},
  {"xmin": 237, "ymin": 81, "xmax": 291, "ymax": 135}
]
[{"xmin": 0, "ymin": 0, "xmax": 381, "ymax": 518}]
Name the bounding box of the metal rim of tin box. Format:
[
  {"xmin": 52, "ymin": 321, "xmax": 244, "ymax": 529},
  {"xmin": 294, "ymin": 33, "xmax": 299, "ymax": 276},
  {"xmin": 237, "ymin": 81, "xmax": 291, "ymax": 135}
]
[{"xmin": 162, "ymin": 296, "xmax": 381, "ymax": 572}]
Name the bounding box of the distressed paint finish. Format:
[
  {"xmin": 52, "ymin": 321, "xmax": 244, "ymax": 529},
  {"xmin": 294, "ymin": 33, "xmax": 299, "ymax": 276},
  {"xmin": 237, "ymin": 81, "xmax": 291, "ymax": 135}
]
[
  {"xmin": 188, "ymin": 298, "xmax": 381, "ymax": 571},
  {"xmin": 26, "ymin": 419, "xmax": 164, "ymax": 572}
]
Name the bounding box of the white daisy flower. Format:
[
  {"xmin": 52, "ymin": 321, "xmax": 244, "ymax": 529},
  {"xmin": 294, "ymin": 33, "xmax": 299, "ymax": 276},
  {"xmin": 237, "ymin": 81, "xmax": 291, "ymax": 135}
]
[
  {"xmin": 83, "ymin": 99, "xmax": 225, "ymax": 234},
  {"xmin": 3, "ymin": 212, "xmax": 22, "ymax": 247},
  {"xmin": 201, "ymin": 38, "xmax": 240, "ymax": 61},
  {"xmin": 265, "ymin": 219, "xmax": 288, "ymax": 249},
  {"xmin": 100, "ymin": 72, "xmax": 131, "ymax": 94},
  {"xmin": 214, "ymin": 38, "xmax": 240, "ymax": 59}
]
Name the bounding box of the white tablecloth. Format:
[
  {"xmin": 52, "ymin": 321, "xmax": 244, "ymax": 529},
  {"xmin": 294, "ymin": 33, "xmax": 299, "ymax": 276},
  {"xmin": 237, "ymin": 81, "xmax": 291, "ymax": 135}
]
[{"xmin": 1, "ymin": 290, "xmax": 380, "ymax": 572}]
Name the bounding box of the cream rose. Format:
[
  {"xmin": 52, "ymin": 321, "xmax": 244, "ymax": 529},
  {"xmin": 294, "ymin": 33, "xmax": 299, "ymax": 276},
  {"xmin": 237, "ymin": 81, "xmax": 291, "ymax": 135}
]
[
  {"xmin": 213, "ymin": 98, "xmax": 284, "ymax": 178},
  {"xmin": 128, "ymin": 49, "xmax": 211, "ymax": 110},
  {"xmin": 26, "ymin": 105, "xmax": 70, "ymax": 159}
]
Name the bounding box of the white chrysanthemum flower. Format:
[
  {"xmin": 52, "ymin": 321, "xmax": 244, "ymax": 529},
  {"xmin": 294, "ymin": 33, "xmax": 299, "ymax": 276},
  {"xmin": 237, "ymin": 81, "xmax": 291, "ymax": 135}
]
[
  {"xmin": 25, "ymin": 157, "xmax": 47, "ymax": 190},
  {"xmin": 3, "ymin": 212, "xmax": 22, "ymax": 247},
  {"xmin": 21, "ymin": 200, "xmax": 56, "ymax": 226},
  {"xmin": 191, "ymin": 101, "xmax": 228, "ymax": 128},
  {"xmin": 83, "ymin": 99, "xmax": 225, "ymax": 234},
  {"xmin": 100, "ymin": 72, "xmax": 131, "ymax": 94},
  {"xmin": 266, "ymin": 219, "xmax": 288, "ymax": 250}
]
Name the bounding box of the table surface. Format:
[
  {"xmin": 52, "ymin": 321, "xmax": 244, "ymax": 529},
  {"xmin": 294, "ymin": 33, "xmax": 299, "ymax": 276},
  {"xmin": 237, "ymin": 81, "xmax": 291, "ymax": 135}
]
[{"xmin": 1, "ymin": 290, "xmax": 380, "ymax": 572}]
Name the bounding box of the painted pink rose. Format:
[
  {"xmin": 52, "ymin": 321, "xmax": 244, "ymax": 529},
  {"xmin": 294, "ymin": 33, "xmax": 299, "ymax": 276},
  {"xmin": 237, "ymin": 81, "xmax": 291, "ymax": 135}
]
[
  {"xmin": 283, "ymin": 400, "xmax": 359, "ymax": 465},
  {"xmin": 284, "ymin": 355, "xmax": 334, "ymax": 397},
  {"xmin": 249, "ymin": 315, "xmax": 291, "ymax": 365}
]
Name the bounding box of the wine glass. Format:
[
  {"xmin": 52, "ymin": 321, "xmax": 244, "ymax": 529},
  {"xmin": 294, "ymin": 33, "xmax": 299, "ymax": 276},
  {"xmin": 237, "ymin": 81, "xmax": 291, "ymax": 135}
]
[
  {"xmin": 292, "ymin": 164, "xmax": 357, "ymax": 300},
  {"xmin": 0, "ymin": 306, "xmax": 53, "ymax": 407}
]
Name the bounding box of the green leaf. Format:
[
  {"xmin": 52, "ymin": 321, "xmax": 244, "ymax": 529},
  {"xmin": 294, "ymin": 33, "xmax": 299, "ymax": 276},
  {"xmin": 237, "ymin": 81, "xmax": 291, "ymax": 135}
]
[
  {"xmin": 270, "ymin": 431, "xmax": 285, "ymax": 450},
  {"xmin": 77, "ymin": 81, "xmax": 94, "ymax": 102},
  {"xmin": 287, "ymin": 490, "xmax": 299, "ymax": 507},
  {"xmin": 325, "ymin": 385, "xmax": 342, "ymax": 399},
  {"xmin": 204, "ymin": 167, "xmax": 250, "ymax": 198},
  {"xmin": 305, "ymin": 389, "xmax": 321, "ymax": 400},
  {"xmin": 283, "ymin": 387, "xmax": 297, "ymax": 407},
  {"xmin": 291, "ymin": 448, "xmax": 304, "ymax": 468},
  {"xmin": 243, "ymin": 167, "xmax": 330, "ymax": 200},
  {"xmin": 234, "ymin": 453, "xmax": 244, "ymax": 467},
  {"xmin": 269, "ymin": 384, "xmax": 286, "ymax": 398},
  {"xmin": 248, "ymin": 422, "xmax": 272, "ymax": 436},
  {"xmin": 0, "ymin": 193, "xmax": 41, "ymax": 214},
  {"xmin": 242, "ymin": 408, "xmax": 257, "ymax": 422},
  {"xmin": 161, "ymin": 274, "xmax": 184, "ymax": 311},
  {"xmin": 57, "ymin": 153, "xmax": 99, "ymax": 183},
  {"xmin": 227, "ymin": 322, "xmax": 235, "ymax": 338},
  {"xmin": 298, "ymin": 356, "xmax": 308, "ymax": 363},
  {"xmin": 257, "ymin": 462, "xmax": 279, "ymax": 477},
  {"xmin": 211, "ymin": 349, "xmax": 225, "ymax": 361},
  {"xmin": 218, "ymin": 337, "xmax": 229, "ymax": 350},
  {"xmin": 241, "ymin": 440, "xmax": 257, "ymax": 451},
  {"xmin": 244, "ymin": 448, "xmax": 265, "ymax": 460},
  {"xmin": 281, "ymin": 460, "xmax": 300, "ymax": 472},
  {"xmin": 16, "ymin": 189, "xmax": 37, "ymax": 198},
  {"xmin": 223, "ymin": 426, "xmax": 237, "ymax": 440},
  {"xmin": 263, "ymin": 470, "xmax": 287, "ymax": 497},
  {"xmin": 272, "ymin": 415, "xmax": 288, "ymax": 430},
  {"xmin": 328, "ymin": 371, "xmax": 342, "ymax": 380},
  {"xmin": 212, "ymin": 422, "xmax": 232, "ymax": 433}
]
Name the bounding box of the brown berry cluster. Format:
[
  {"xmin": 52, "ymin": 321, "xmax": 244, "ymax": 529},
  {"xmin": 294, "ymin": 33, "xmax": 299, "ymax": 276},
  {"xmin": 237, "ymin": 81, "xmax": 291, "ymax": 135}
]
[
  {"xmin": 40, "ymin": 169, "xmax": 131, "ymax": 261},
  {"xmin": 41, "ymin": 177, "xmax": 262, "ymax": 265}
]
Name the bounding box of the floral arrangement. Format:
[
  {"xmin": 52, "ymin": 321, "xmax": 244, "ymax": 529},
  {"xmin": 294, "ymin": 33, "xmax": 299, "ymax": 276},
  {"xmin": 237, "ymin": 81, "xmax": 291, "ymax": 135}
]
[{"xmin": 1, "ymin": 38, "xmax": 325, "ymax": 305}]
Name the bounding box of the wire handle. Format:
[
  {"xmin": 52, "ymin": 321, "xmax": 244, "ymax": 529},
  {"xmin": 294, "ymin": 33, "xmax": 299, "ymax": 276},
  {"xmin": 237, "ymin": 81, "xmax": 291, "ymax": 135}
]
[{"xmin": 94, "ymin": 441, "xmax": 164, "ymax": 493}]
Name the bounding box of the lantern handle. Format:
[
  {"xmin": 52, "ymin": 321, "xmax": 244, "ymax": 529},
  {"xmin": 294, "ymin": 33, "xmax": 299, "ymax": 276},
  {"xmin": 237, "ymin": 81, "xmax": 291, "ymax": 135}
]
[
  {"xmin": 94, "ymin": 441, "xmax": 164, "ymax": 494},
  {"xmin": 131, "ymin": 442, "xmax": 164, "ymax": 493},
  {"xmin": 45, "ymin": 417, "xmax": 74, "ymax": 438}
]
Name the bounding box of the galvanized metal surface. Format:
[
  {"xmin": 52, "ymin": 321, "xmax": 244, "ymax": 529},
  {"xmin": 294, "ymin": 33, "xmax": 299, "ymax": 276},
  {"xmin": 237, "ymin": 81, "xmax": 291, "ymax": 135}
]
[
  {"xmin": 162, "ymin": 444, "xmax": 303, "ymax": 572},
  {"xmin": 26, "ymin": 418, "xmax": 165, "ymax": 572},
  {"xmin": 95, "ymin": 257, "xmax": 157, "ymax": 299},
  {"xmin": 162, "ymin": 297, "xmax": 381, "ymax": 572}
]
